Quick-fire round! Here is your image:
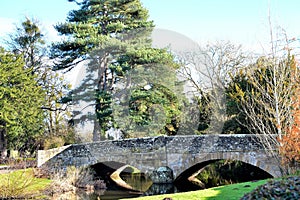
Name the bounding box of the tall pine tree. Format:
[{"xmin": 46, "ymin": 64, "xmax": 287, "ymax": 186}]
[
  {"xmin": 7, "ymin": 18, "xmax": 45, "ymax": 72},
  {"xmin": 51, "ymin": 0, "xmax": 180, "ymax": 140}
]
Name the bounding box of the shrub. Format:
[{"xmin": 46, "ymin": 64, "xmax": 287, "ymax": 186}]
[
  {"xmin": 43, "ymin": 136, "xmax": 65, "ymax": 150},
  {"xmin": 241, "ymin": 176, "xmax": 300, "ymax": 200},
  {"xmin": 65, "ymin": 166, "xmax": 95, "ymax": 188},
  {"xmin": 0, "ymin": 169, "xmax": 36, "ymax": 198},
  {"xmin": 45, "ymin": 166, "xmax": 97, "ymax": 196}
]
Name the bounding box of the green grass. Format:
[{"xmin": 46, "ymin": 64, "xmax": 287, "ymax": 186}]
[
  {"xmin": 0, "ymin": 168, "xmax": 52, "ymax": 198},
  {"xmin": 123, "ymin": 179, "xmax": 269, "ymax": 200}
]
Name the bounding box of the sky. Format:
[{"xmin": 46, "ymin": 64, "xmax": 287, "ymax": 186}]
[{"xmin": 0, "ymin": 0, "xmax": 300, "ymax": 52}]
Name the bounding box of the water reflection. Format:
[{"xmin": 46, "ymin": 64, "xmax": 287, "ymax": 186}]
[
  {"xmin": 75, "ymin": 183, "xmax": 178, "ymax": 200},
  {"xmin": 143, "ymin": 183, "xmax": 177, "ymax": 196},
  {"xmin": 76, "ymin": 189, "xmax": 142, "ymax": 200},
  {"xmin": 70, "ymin": 171, "xmax": 195, "ymax": 199},
  {"xmin": 72, "ymin": 173, "xmax": 181, "ymax": 199},
  {"xmin": 120, "ymin": 173, "xmax": 153, "ymax": 192}
]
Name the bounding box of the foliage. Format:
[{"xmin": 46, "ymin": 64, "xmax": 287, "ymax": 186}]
[
  {"xmin": 128, "ymin": 84, "xmax": 181, "ymax": 136},
  {"xmin": 225, "ymin": 71, "xmax": 252, "ymax": 134},
  {"xmin": 51, "ymin": 0, "xmax": 180, "ymax": 139},
  {"xmin": 0, "ymin": 47, "xmax": 45, "ymax": 152},
  {"xmin": 51, "ymin": 0, "xmax": 153, "ymax": 71},
  {"xmin": 228, "ymin": 55, "xmax": 298, "ymax": 158},
  {"xmin": 193, "ymin": 84, "xmax": 249, "ymax": 135},
  {"xmin": 193, "ymin": 94, "xmax": 211, "ymax": 134},
  {"xmin": 6, "ymin": 18, "xmax": 74, "ymax": 150},
  {"xmin": 6, "ymin": 18, "xmax": 45, "ymax": 72},
  {"xmin": 241, "ymin": 176, "xmax": 300, "ymax": 200},
  {"xmin": 178, "ymin": 41, "xmax": 246, "ymax": 135},
  {"xmin": 279, "ymin": 130, "xmax": 300, "ymax": 171},
  {"xmin": 278, "ymin": 57, "xmax": 300, "ymax": 171},
  {"xmin": 40, "ymin": 66, "xmax": 74, "ymax": 148},
  {"xmin": 1, "ymin": 157, "xmax": 37, "ymax": 169},
  {"xmin": 113, "ymin": 64, "xmax": 184, "ymax": 138},
  {"xmin": 43, "ymin": 136, "xmax": 65, "ymax": 150}
]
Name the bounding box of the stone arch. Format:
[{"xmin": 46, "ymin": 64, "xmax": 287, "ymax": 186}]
[
  {"xmin": 172, "ymin": 151, "xmax": 280, "ymax": 181},
  {"xmin": 175, "ymin": 159, "xmax": 221, "ymax": 182},
  {"xmin": 175, "ymin": 159, "xmax": 273, "ymax": 184},
  {"xmin": 90, "ymin": 161, "xmax": 133, "ymax": 185},
  {"xmin": 90, "ymin": 161, "xmax": 151, "ymax": 191},
  {"xmin": 90, "ymin": 161, "xmax": 144, "ymax": 176},
  {"xmin": 91, "ymin": 161, "xmax": 127, "ymax": 174}
]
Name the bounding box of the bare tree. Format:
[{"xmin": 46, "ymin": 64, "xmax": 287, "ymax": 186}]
[
  {"xmin": 229, "ymin": 24, "xmax": 299, "ymax": 174},
  {"xmin": 178, "ymin": 41, "xmax": 247, "ymax": 134}
]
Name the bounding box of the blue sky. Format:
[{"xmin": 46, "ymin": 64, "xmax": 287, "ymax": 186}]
[{"xmin": 0, "ymin": 0, "xmax": 299, "ymax": 51}]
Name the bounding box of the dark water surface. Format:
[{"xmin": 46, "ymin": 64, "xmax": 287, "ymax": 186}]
[
  {"xmin": 75, "ymin": 171, "xmax": 201, "ymax": 199},
  {"xmin": 75, "ymin": 183, "xmax": 180, "ymax": 200}
]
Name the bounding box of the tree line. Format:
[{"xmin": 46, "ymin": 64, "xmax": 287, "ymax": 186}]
[{"xmin": 0, "ymin": 0, "xmax": 298, "ymax": 174}]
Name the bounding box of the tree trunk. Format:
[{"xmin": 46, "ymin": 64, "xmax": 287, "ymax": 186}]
[
  {"xmin": 0, "ymin": 121, "xmax": 7, "ymax": 159},
  {"xmin": 92, "ymin": 117, "xmax": 101, "ymax": 141}
]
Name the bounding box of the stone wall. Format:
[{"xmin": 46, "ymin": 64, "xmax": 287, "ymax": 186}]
[{"xmin": 37, "ymin": 145, "xmax": 71, "ymax": 167}]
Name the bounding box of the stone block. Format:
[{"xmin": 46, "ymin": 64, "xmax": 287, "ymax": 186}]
[{"xmin": 150, "ymin": 166, "xmax": 174, "ymax": 183}]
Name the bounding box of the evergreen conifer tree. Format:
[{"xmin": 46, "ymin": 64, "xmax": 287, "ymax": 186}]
[
  {"xmin": 0, "ymin": 48, "xmax": 44, "ymax": 154},
  {"xmin": 51, "ymin": 0, "xmax": 180, "ymax": 140}
]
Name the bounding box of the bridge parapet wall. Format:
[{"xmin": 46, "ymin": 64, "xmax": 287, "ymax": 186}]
[
  {"xmin": 37, "ymin": 145, "xmax": 71, "ymax": 167},
  {"xmin": 38, "ymin": 134, "xmax": 280, "ymax": 179},
  {"xmin": 165, "ymin": 134, "xmax": 264, "ymax": 154}
]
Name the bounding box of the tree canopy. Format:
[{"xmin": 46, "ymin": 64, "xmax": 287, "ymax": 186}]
[
  {"xmin": 4, "ymin": 18, "xmax": 74, "ymax": 151},
  {"xmin": 0, "ymin": 47, "xmax": 45, "ymax": 152},
  {"xmin": 51, "ymin": 0, "xmax": 181, "ymax": 140}
]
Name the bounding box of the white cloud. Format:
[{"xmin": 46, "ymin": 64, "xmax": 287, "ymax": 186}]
[
  {"xmin": 41, "ymin": 21, "xmax": 61, "ymax": 43},
  {"xmin": 0, "ymin": 17, "xmax": 14, "ymax": 33},
  {"xmin": 0, "ymin": 18, "xmax": 15, "ymax": 45}
]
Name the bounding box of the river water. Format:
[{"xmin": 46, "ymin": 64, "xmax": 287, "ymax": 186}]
[
  {"xmin": 75, "ymin": 183, "xmax": 181, "ymax": 200},
  {"xmin": 52, "ymin": 169, "xmax": 201, "ymax": 199}
]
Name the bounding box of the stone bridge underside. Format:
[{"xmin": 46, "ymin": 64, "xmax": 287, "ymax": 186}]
[{"xmin": 38, "ymin": 134, "xmax": 282, "ymax": 183}]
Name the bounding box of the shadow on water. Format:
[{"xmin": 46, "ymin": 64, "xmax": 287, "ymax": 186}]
[
  {"xmin": 76, "ymin": 189, "xmax": 142, "ymax": 200},
  {"xmin": 75, "ymin": 184, "xmax": 180, "ymax": 200},
  {"xmin": 74, "ymin": 178, "xmax": 199, "ymax": 199},
  {"xmin": 77, "ymin": 163, "xmax": 202, "ymax": 199},
  {"xmin": 90, "ymin": 173, "xmax": 180, "ymax": 199},
  {"xmin": 73, "ymin": 172, "xmax": 188, "ymax": 200}
]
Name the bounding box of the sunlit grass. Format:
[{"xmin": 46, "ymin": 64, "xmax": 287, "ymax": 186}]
[{"xmin": 123, "ymin": 179, "xmax": 268, "ymax": 200}]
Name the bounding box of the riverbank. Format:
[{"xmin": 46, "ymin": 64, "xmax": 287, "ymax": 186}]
[
  {"xmin": 0, "ymin": 168, "xmax": 270, "ymax": 199},
  {"xmin": 1, "ymin": 168, "xmax": 298, "ymax": 200}
]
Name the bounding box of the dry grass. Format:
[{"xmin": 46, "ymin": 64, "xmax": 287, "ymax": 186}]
[
  {"xmin": 45, "ymin": 166, "xmax": 97, "ymax": 196},
  {"xmin": 0, "ymin": 168, "xmax": 51, "ymax": 199}
]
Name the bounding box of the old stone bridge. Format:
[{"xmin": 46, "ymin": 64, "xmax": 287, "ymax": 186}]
[{"xmin": 38, "ymin": 134, "xmax": 281, "ymax": 183}]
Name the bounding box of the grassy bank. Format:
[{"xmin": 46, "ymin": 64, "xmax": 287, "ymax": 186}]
[
  {"xmin": 0, "ymin": 168, "xmax": 52, "ymax": 199},
  {"xmin": 123, "ymin": 179, "xmax": 269, "ymax": 200}
]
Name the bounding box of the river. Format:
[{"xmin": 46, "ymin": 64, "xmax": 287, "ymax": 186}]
[{"xmin": 75, "ymin": 183, "xmax": 182, "ymax": 199}]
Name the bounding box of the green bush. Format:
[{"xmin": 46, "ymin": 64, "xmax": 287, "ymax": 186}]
[{"xmin": 241, "ymin": 176, "xmax": 300, "ymax": 200}]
